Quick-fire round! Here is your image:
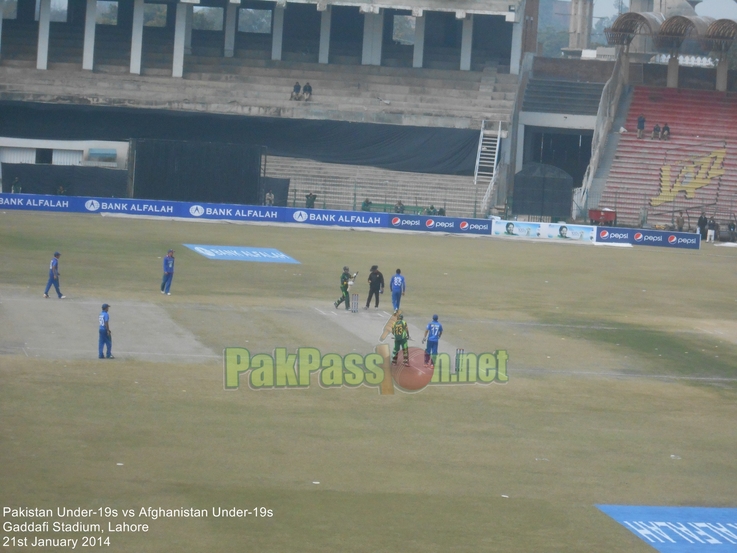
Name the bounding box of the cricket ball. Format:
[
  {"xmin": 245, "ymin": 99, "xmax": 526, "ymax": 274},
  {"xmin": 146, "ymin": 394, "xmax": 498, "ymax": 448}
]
[{"xmin": 391, "ymin": 347, "xmax": 433, "ymax": 392}]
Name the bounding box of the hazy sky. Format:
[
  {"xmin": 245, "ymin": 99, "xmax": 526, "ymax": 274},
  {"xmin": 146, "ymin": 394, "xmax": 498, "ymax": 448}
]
[{"xmin": 593, "ymin": 0, "xmax": 737, "ymax": 19}]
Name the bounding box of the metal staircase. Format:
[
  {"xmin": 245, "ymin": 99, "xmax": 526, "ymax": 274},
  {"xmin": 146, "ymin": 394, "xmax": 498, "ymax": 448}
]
[{"xmin": 473, "ymin": 120, "xmax": 501, "ymax": 216}]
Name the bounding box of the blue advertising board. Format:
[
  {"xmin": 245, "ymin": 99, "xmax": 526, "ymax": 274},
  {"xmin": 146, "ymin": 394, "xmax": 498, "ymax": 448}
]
[
  {"xmin": 387, "ymin": 213, "xmax": 491, "ymax": 235},
  {"xmin": 598, "ymin": 505, "xmax": 737, "ymax": 553},
  {"xmin": 183, "ymin": 244, "xmax": 300, "ymax": 263},
  {"xmin": 0, "ymin": 194, "xmax": 389, "ymax": 228},
  {"xmin": 595, "ymin": 227, "xmax": 701, "ymax": 249},
  {"xmin": 284, "ymin": 207, "xmax": 387, "ymax": 227}
]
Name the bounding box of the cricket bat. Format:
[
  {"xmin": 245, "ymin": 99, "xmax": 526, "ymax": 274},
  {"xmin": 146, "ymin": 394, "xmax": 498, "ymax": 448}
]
[
  {"xmin": 379, "ymin": 309, "xmax": 401, "ymax": 342},
  {"xmin": 347, "ymin": 271, "xmax": 359, "ymax": 290}
]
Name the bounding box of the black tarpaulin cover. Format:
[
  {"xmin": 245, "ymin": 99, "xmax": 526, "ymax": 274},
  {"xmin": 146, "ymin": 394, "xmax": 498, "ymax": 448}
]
[
  {"xmin": 0, "ymin": 102, "xmax": 478, "ymax": 175},
  {"xmin": 1, "ymin": 163, "xmax": 127, "ymax": 197},
  {"xmin": 513, "ymin": 162, "xmax": 574, "ymax": 217}
]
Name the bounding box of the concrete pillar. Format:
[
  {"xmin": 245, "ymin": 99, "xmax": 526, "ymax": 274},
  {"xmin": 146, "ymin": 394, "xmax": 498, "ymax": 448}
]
[
  {"xmin": 184, "ymin": 4, "xmax": 193, "ymax": 55},
  {"xmin": 628, "ymin": 0, "xmax": 653, "ymax": 56},
  {"xmin": 622, "ymin": 46, "xmax": 630, "ymax": 86},
  {"xmin": 82, "ymin": 0, "xmax": 97, "ymax": 70},
  {"xmin": 173, "ymin": 2, "xmax": 187, "ymax": 77},
  {"xmin": 515, "ymin": 123, "xmax": 525, "ymax": 175},
  {"xmin": 130, "ymin": 0, "xmax": 145, "ymax": 75},
  {"xmin": 224, "ymin": 3, "xmax": 237, "ymax": 58},
  {"xmin": 271, "ymin": 5, "xmax": 284, "ymax": 61},
  {"xmin": 716, "ymin": 55, "xmax": 728, "ymax": 92},
  {"xmin": 666, "ymin": 54, "xmax": 679, "ymax": 88},
  {"xmin": 460, "ymin": 15, "xmax": 473, "ymax": 71},
  {"xmin": 361, "ymin": 11, "xmax": 382, "ymax": 66},
  {"xmin": 361, "ymin": 12, "xmax": 373, "ymax": 65},
  {"xmin": 0, "ymin": 0, "xmax": 5, "ymax": 60},
  {"xmin": 318, "ymin": 6, "xmax": 331, "ymax": 64},
  {"xmin": 412, "ymin": 13, "xmax": 425, "ymax": 68},
  {"xmin": 568, "ymin": 0, "xmax": 592, "ymax": 50},
  {"xmin": 509, "ymin": 17, "xmax": 523, "ymax": 75},
  {"xmin": 36, "ymin": 0, "xmax": 51, "ymax": 70},
  {"xmin": 372, "ymin": 10, "xmax": 383, "ymax": 65}
]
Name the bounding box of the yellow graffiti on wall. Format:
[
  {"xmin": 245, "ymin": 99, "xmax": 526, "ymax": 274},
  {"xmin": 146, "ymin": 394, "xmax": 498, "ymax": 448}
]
[{"xmin": 651, "ymin": 149, "xmax": 726, "ymax": 207}]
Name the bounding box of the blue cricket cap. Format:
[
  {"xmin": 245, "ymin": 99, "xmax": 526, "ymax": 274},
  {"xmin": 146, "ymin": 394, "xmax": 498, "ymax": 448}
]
[
  {"xmin": 433, "ymin": 314, "xmax": 438, "ymax": 320},
  {"xmin": 102, "ymin": 304, "xmax": 110, "ymax": 309}
]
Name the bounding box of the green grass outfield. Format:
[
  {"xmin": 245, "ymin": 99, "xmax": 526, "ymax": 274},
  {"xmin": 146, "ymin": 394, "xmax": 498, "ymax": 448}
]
[{"xmin": 1, "ymin": 210, "xmax": 736, "ymax": 552}]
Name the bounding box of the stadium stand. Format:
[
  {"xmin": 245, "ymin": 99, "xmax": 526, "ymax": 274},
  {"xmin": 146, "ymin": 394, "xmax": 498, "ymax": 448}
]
[
  {"xmin": 598, "ymin": 86, "xmax": 737, "ymax": 229},
  {"xmin": 0, "ymin": 1, "xmax": 527, "ymax": 217},
  {"xmin": 522, "ymin": 79, "xmax": 604, "ymax": 116}
]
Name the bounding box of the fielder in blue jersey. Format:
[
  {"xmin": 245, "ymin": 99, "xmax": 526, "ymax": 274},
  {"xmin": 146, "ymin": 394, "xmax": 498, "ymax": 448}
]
[
  {"xmin": 422, "ymin": 314, "xmax": 443, "ymax": 366},
  {"xmin": 98, "ymin": 303, "xmax": 114, "ymax": 359},
  {"xmin": 390, "ymin": 268, "xmax": 406, "ymax": 313},
  {"xmin": 43, "ymin": 251, "xmax": 65, "ymax": 299},
  {"xmin": 161, "ymin": 249, "xmax": 175, "ymax": 295}
]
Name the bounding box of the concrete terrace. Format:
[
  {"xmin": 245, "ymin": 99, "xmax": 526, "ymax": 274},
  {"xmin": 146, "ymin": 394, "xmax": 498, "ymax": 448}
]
[{"xmin": 0, "ymin": 23, "xmax": 518, "ymax": 129}]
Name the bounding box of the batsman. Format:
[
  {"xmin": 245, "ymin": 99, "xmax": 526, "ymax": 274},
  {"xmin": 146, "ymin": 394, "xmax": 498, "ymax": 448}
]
[
  {"xmin": 334, "ymin": 266, "xmax": 357, "ymax": 310},
  {"xmin": 391, "ymin": 314, "xmax": 411, "ymax": 366}
]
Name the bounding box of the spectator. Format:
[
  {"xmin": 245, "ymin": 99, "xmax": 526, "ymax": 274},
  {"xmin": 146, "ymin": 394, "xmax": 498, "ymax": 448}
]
[
  {"xmin": 394, "ymin": 200, "xmax": 405, "ymax": 214},
  {"xmin": 264, "ymin": 190, "xmax": 274, "ymax": 206},
  {"xmin": 361, "ymin": 198, "xmax": 372, "ymax": 212},
  {"xmin": 305, "ymin": 192, "xmax": 317, "ymax": 208},
  {"xmin": 426, "ymin": 205, "xmax": 437, "ymax": 215},
  {"xmin": 651, "ymin": 123, "xmax": 661, "ymax": 140},
  {"xmin": 697, "ymin": 212, "xmax": 708, "ymax": 240},
  {"xmin": 637, "ymin": 114, "xmax": 646, "ymax": 139},
  {"xmin": 290, "ymin": 82, "xmax": 302, "ymax": 100},
  {"xmin": 675, "ymin": 211, "xmax": 684, "ymax": 232},
  {"xmin": 729, "ymin": 219, "xmax": 736, "ymax": 242},
  {"xmin": 437, "ymin": 207, "xmax": 445, "ymax": 216},
  {"xmin": 11, "ymin": 177, "xmax": 22, "ymax": 194},
  {"xmin": 660, "ymin": 123, "xmax": 670, "ymax": 140},
  {"xmin": 302, "ymin": 82, "xmax": 312, "ymax": 101},
  {"xmin": 707, "ymin": 216, "xmax": 716, "ymax": 243}
]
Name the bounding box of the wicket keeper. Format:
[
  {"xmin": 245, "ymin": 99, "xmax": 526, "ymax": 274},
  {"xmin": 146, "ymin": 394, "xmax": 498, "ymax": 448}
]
[{"xmin": 391, "ymin": 314, "xmax": 410, "ymax": 366}]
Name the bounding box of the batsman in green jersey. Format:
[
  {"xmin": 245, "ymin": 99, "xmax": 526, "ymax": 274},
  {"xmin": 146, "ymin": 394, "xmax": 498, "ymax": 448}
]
[
  {"xmin": 334, "ymin": 266, "xmax": 355, "ymax": 310},
  {"xmin": 391, "ymin": 314, "xmax": 411, "ymax": 365}
]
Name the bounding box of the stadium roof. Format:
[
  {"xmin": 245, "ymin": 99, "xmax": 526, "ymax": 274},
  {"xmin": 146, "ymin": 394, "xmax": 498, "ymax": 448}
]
[
  {"xmin": 606, "ymin": 12, "xmax": 737, "ymax": 51},
  {"xmin": 198, "ymin": 0, "xmax": 522, "ymax": 17}
]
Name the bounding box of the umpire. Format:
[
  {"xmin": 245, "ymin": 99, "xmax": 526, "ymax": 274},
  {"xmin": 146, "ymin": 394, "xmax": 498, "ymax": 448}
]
[{"xmin": 364, "ymin": 265, "xmax": 384, "ymax": 309}]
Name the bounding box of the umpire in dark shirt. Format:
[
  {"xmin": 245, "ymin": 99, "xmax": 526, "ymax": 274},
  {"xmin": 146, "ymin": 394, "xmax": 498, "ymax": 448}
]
[{"xmin": 365, "ymin": 265, "xmax": 385, "ymax": 309}]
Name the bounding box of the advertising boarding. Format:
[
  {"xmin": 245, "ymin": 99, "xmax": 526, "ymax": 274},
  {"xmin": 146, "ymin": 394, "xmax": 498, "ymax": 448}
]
[
  {"xmin": 492, "ymin": 220, "xmax": 596, "ymax": 242},
  {"xmin": 388, "ymin": 214, "xmax": 491, "ymax": 235},
  {"xmin": 595, "ymin": 227, "xmax": 700, "ymax": 249}
]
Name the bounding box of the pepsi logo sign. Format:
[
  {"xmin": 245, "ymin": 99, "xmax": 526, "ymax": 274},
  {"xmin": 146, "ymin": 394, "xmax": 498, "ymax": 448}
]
[
  {"xmin": 668, "ymin": 235, "xmax": 677, "ymax": 244},
  {"xmin": 599, "ymin": 230, "xmax": 609, "ymax": 239},
  {"xmin": 391, "ymin": 217, "xmax": 401, "ymax": 227},
  {"xmin": 460, "ymin": 221, "xmax": 469, "ymax": 231},
  {"xmin": 634, "ymin": 232, "xmax": 643, "ymax": 242},
  {"xmin": 425, "ymin": 219, "xmax": 435, "ymax": 228}
]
